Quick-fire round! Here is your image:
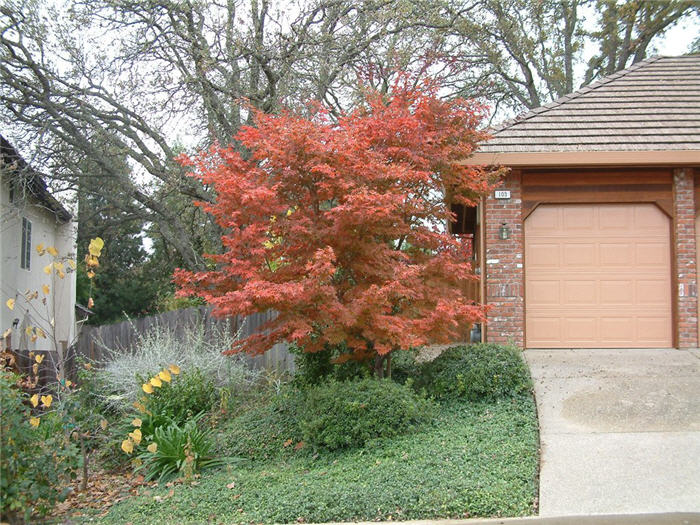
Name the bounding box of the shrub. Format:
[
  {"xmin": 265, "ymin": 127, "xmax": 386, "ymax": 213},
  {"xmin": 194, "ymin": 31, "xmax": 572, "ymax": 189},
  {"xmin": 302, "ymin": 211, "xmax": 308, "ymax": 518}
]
[
  {"xmin": 217, "ymin": 386, "xmax": 306, "ymax": 461},
  {"xmin": 415, "ymin": 344, "xmax": 532, "ymax": 401},
  {"xmin": 136, "ymin": 414, "xmax": 227, "ymax": 482},
  {"xmin": 96, "ymin": 323, "xmax": 261, "ymax": 410},
  {"xmin": 388, "ymin": 349, "xmax": 421, "ymax": 385},
  {"xmin": 0, "ymin": 372, "xmax": 78, "ymax": 523},
  {"xmin": 144, "ymin": 368, "xmax": 217, "ymax": 426},
  {"xmin": 291, "ymin": 342, "xmax": 370, "ymax": 387},
  {"xmin": 300, "ymin": 378, "xmax": 435, "ymax": 450}
]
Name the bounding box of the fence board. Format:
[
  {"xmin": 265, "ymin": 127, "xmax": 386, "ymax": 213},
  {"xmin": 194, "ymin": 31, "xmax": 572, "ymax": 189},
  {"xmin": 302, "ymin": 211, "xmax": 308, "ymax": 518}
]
[{"xmin": 74, "ymin": 307, "xmax": 294, "ymax": 373}]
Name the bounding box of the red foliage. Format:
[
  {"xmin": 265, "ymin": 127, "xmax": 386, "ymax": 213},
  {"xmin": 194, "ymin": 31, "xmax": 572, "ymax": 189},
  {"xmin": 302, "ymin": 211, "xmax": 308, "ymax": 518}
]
[{"xmin": 174, "ymin": 77, "xmax": 502, "ymax": 360}]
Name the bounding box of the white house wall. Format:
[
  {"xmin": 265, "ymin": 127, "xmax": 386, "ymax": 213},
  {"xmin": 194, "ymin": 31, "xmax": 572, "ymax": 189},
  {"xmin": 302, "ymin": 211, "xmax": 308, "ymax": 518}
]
[{"xmin": 0, "ymin": 179, "xmax": 77, "ymax": 354}]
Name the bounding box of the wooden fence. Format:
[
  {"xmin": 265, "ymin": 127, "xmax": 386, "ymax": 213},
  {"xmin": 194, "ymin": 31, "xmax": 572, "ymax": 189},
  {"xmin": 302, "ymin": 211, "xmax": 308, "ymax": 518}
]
[{"xmin": 74, "ymin": 307, "xmax": 295, "ymax": 373}]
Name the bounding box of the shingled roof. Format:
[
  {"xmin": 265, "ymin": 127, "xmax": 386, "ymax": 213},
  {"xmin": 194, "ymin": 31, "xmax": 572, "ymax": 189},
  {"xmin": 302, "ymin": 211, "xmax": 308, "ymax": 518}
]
[
  {"xmin": 0, "ymin": 135, "xmax": 72, "ymax": 223},
  {"xmin": 479, "ymin": 55, "xmax": 700, "ymax": 154}
]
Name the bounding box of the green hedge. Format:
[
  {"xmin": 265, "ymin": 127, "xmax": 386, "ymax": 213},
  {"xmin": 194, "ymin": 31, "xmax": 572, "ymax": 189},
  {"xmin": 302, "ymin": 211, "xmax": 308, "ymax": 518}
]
[
  {"xmin": 415, "ymin": 344, "xmax": 532, "ymax": 401},
  {"xmin": 300, "ymin": 378, "xmax": 435, "ymax": 450}
]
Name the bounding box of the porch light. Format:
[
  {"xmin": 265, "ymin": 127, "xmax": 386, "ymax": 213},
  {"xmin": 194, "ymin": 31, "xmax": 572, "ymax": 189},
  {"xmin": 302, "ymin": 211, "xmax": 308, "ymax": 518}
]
[{"xmin": 499, "ymin": 223, "xmax": 510, "ymax": 240}]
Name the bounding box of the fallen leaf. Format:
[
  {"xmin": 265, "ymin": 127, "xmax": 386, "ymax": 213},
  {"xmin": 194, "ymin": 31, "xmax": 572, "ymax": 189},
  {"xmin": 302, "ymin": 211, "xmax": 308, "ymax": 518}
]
[
  {"xmin": 226, "ymin": 482, "xmax": 236, "ymax": 489},
  {"xmin": 283, "ymin": 438, "xmax": 293, "ymax": 448}
]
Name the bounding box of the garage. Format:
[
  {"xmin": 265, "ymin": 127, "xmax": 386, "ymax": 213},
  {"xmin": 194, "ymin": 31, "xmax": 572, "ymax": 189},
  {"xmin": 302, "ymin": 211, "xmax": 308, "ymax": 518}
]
[{"xmin": 525, "ymin": 203, "xmax": 672, "ymax": 348}]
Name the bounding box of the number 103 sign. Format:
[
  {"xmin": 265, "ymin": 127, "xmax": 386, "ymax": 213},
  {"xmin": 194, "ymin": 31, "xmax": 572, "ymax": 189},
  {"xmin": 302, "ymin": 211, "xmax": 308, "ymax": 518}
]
[{"xmin": 494, "ymin": 190, "xmax": 511, "ymax": 199}]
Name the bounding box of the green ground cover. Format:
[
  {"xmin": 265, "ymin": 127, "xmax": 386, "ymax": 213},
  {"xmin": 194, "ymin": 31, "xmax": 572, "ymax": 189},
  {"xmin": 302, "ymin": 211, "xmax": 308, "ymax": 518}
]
[{"xmin": 102, "ymin": 392, "xmax": 538, "ymax": 524}]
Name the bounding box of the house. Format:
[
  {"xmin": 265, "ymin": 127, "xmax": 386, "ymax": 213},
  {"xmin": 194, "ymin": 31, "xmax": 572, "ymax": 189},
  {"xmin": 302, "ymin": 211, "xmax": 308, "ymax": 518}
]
[
  {"xmin": 467, "ymin": 55, "xmax": 700, "ymax": 349},
  {"xmin": 0, "ymin": 134, "xmax": 77, "ymax": 355}
]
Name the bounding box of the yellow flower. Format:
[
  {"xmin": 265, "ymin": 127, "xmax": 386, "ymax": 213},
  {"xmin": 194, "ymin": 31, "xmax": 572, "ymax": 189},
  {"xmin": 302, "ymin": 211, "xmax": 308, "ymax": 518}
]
[
  {"xmin": 29, "ymin": 417, "xmax": 40, "ymax": 428},
  {"xmin": 40, "ymin": 395, "xmax": 53, "ymax": 408},
  {"xmin": 35, "ymin": 354, "xmax": 44, "ymax": 363},
  {"xmin": 88, "ymin": 237, "xmax": 104, "ymax": 257},
  {"xmin": 32, "ymin": 363, "xmax": 39, "ymax": 375},
  {"xmin": 42, "ymin": 284, "xmax": 50, "ymax": 295},
  {"xmin": 128, "ymin": 428, "xmax": 142, "ymax": 445},
  {"xmin": 57, "ymin": 270, "xmax": 66, "ymax": 279},
  {"xmin": 36, "ymin": 243, "xmax": 45, "ymax": 255},
  {"xmin": 30, "ymin": 394, "xmax": 39, "ymax": 407},
  {"xmin": 47, "ymin": 246, "xmax": 58, "ymax": 257},
  {"xmin": 168, "ymin": 364, "xmax": 181, "ymax": 375},
  {"xmin": 131, "ymin": 418, "xmax": 142, "ymax": 427},
  {"xmin": 43, "ymin": 264, "xmax": 52, "ymax": 275},
  {"xmin": 121, "ymin": 439, "xmax": 134, "ymax": 454},
  {"xmin": 86, "ymin": 270, "xmax": 95, "ymax": 279},
  {"xmin": 88, "ymin": 297, "xmax": 94, "ymax": 308},
  {"xmin": 147, "ymin": 442, "xmax": 158, "ymax": 453},
  {"xmin": 150, "ymin": 376, "xmax": 162, "ymax": 388},
  {"xmin": 5, "ymin": 298, "xmax": 14, "ymax": 310},
  {"xmin": 142, "ymin": 383, "xmax": 154, "ymax": 394},
  {"xmin": 36, "ymin": 328, "xmax": 46, "ymax": 339},
  {"xmin": 133, "ymin": 401, "xmax": 146, "ymax": 412},
  {"xmin": 158, "ymin": 370, "xmax": 172, "ymax": 383},
  {"xmin": 65, "ymin": 380, "xmax": 73, "ymax": 387},
  {"xmin": 67, "ymin": 259, "xmax": 77, "ymax": 269}
]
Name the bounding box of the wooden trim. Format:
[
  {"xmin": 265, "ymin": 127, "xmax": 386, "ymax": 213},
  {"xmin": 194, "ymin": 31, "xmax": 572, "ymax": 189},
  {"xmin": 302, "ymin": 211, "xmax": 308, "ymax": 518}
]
[
  {"xmin": 469, "ymin": 150, "xmax": 700, "ymax": 167},
  {"xmin": 520, "ymin": 169, "xmax": 673, "ymax": 218},
  {"xmin": 671, "ymin": 173, "xmax": 680, "ymax": 349},
  {"xmin": 479, "ymin": 197, "xmax": 486, "ymax": 343}
]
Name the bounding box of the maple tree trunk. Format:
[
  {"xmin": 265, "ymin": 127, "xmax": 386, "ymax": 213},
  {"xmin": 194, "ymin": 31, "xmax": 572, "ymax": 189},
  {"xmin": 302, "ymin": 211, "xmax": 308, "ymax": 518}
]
[
  {"xmin": 373, "ymin": 354, "xmax": 386, "ymax": 379},
  {"xmin": 373, "ymin": 352, "xmax": 393, "ymax": 379}
]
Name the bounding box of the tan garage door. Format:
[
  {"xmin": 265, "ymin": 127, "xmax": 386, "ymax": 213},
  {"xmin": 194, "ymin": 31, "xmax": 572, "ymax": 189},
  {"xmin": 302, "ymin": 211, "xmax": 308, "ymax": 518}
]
[{"xmin": 525, "ymin": 203, "xmax": 672, "ymax": 348}]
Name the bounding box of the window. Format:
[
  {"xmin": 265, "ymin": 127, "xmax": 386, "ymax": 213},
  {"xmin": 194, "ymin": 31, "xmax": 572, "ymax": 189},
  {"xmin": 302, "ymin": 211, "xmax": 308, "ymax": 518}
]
[{"xmin": 20, "ymin": 217, "xmax": 31, "ymax": 270}]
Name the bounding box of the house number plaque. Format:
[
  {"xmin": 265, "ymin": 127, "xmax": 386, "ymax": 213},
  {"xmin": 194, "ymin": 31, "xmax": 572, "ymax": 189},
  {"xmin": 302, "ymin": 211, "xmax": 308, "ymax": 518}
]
[{"xmin": 494, "ymin": 190, "xmax": 511, "ymax": 199}]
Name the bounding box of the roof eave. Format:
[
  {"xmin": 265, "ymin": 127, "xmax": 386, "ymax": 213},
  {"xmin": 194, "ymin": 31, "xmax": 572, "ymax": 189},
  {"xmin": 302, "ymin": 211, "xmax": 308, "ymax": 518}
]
[{"xmin": 468, "ymin": 149, "xmax": 700, "ymax": 168}]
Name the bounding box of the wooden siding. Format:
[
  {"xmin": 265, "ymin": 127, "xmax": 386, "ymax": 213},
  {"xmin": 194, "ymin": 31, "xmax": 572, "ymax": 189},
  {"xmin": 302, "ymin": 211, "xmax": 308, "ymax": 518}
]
[{"xmin": 521, "ymin": 169, "xmax": 673, "ymax": 219}]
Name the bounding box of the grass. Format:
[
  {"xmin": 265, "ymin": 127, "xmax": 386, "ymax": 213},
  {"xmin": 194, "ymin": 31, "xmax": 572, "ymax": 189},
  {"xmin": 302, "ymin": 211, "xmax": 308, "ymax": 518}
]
[{"xmin": 101, "ymin": 394, "xmax": 539, "ymax": 524}]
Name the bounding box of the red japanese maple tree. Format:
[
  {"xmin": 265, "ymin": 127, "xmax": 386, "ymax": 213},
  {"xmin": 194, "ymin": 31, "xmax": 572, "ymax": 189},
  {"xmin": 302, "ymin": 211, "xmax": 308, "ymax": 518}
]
[{"xmin": 174, "ymin": 77, "xmax": 501, "ymax": 374}]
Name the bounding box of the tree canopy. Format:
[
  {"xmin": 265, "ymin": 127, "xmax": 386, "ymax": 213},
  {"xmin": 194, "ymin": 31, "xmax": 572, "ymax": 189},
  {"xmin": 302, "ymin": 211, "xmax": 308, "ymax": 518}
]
[
  {"xmin": 174, "ymin": 78, "xmax": 502, "ymax": 368},
  {"xmin": 1, "ymin": 0, "xmax": 697, "ymax": 284}
]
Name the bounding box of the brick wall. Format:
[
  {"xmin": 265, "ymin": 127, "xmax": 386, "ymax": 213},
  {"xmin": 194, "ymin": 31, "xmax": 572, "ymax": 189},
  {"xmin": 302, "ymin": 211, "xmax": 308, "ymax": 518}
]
[
  {"xmin": 484, "ymin": 171, "xmax": 524, "ymax": 346},
  {"xmin": 673, "ymin": 168, "xmax": 698, "ymax": 348}
]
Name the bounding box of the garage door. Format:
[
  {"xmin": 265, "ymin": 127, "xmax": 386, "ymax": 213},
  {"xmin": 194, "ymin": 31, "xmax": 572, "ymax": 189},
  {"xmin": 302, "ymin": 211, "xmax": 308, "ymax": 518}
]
[{"xmin": 525, "ymin": 203, "xmax": 672, "ymax": 348}]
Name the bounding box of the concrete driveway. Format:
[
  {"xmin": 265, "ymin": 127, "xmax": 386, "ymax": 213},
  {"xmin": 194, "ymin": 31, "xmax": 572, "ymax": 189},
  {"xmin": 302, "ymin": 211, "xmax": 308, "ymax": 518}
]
[{"xmin": 524, "ymin": 348, "xmax": 700, "ymax": 517}]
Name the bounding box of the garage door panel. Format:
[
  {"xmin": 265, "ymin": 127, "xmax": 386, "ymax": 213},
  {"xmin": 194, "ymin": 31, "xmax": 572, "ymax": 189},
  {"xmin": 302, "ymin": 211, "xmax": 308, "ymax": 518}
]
[
  {"xmin": 563, "ymin": 243, "xmax": 596, "ymax": 265},
  {"xmin": 600, "ymin": 280, "xmax": 634, "ymax": 304},
  {"xmin": 527, "ymin": 243, "xmax": 560, "ymax": 267},
  {"xmin": 599, "ymin": 243, "xmax": 633, "ymax": 266},
  {"xmin": 636, "ymin": 280, "xmax": 670, "ymax": 303},
  {"xmin": 563, "ymin": 281, "xmax": 597, "ymax": 304},
  {"xmin": 528, "ymin": 206, "xmax": 561, "ymax": 231},
  {"xmin": 528, "ymin": 280, "xmax": 560, "ymax": 304},
  {"xmin": 563, "ymin": 206, "xmax": 594, "ymax": 229},
  {"xmin": 599, "ymin": 205, "xmax": 633, "ymax": 230},
  {"xmin": 636, "ymin": 317, "xmax": 672, "ymax": 345},
  {"xmin": 636, "ymin": 243, "xmax": 668, "ymax": 265},
  {"xmin": 527, "ymin": 317, "xmax": 561, "ymax": 344},
  {"xmin": 600, "ymin": 317, "xmax": 635, "ymax": 341},
  {"xmin": 525, "ymin": 203, "xmax": 671, "ymax": 348}
]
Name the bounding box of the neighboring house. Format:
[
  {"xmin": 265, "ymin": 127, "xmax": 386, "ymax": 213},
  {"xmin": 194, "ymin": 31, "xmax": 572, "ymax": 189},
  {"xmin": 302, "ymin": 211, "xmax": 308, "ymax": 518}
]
[
  {"xmin": 468, "ymin": 55, "xmax": 700, "ymax": 349},
  {"xmin": 0, "ymin": 135, "xmax": 77, "ymax": 354}
]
